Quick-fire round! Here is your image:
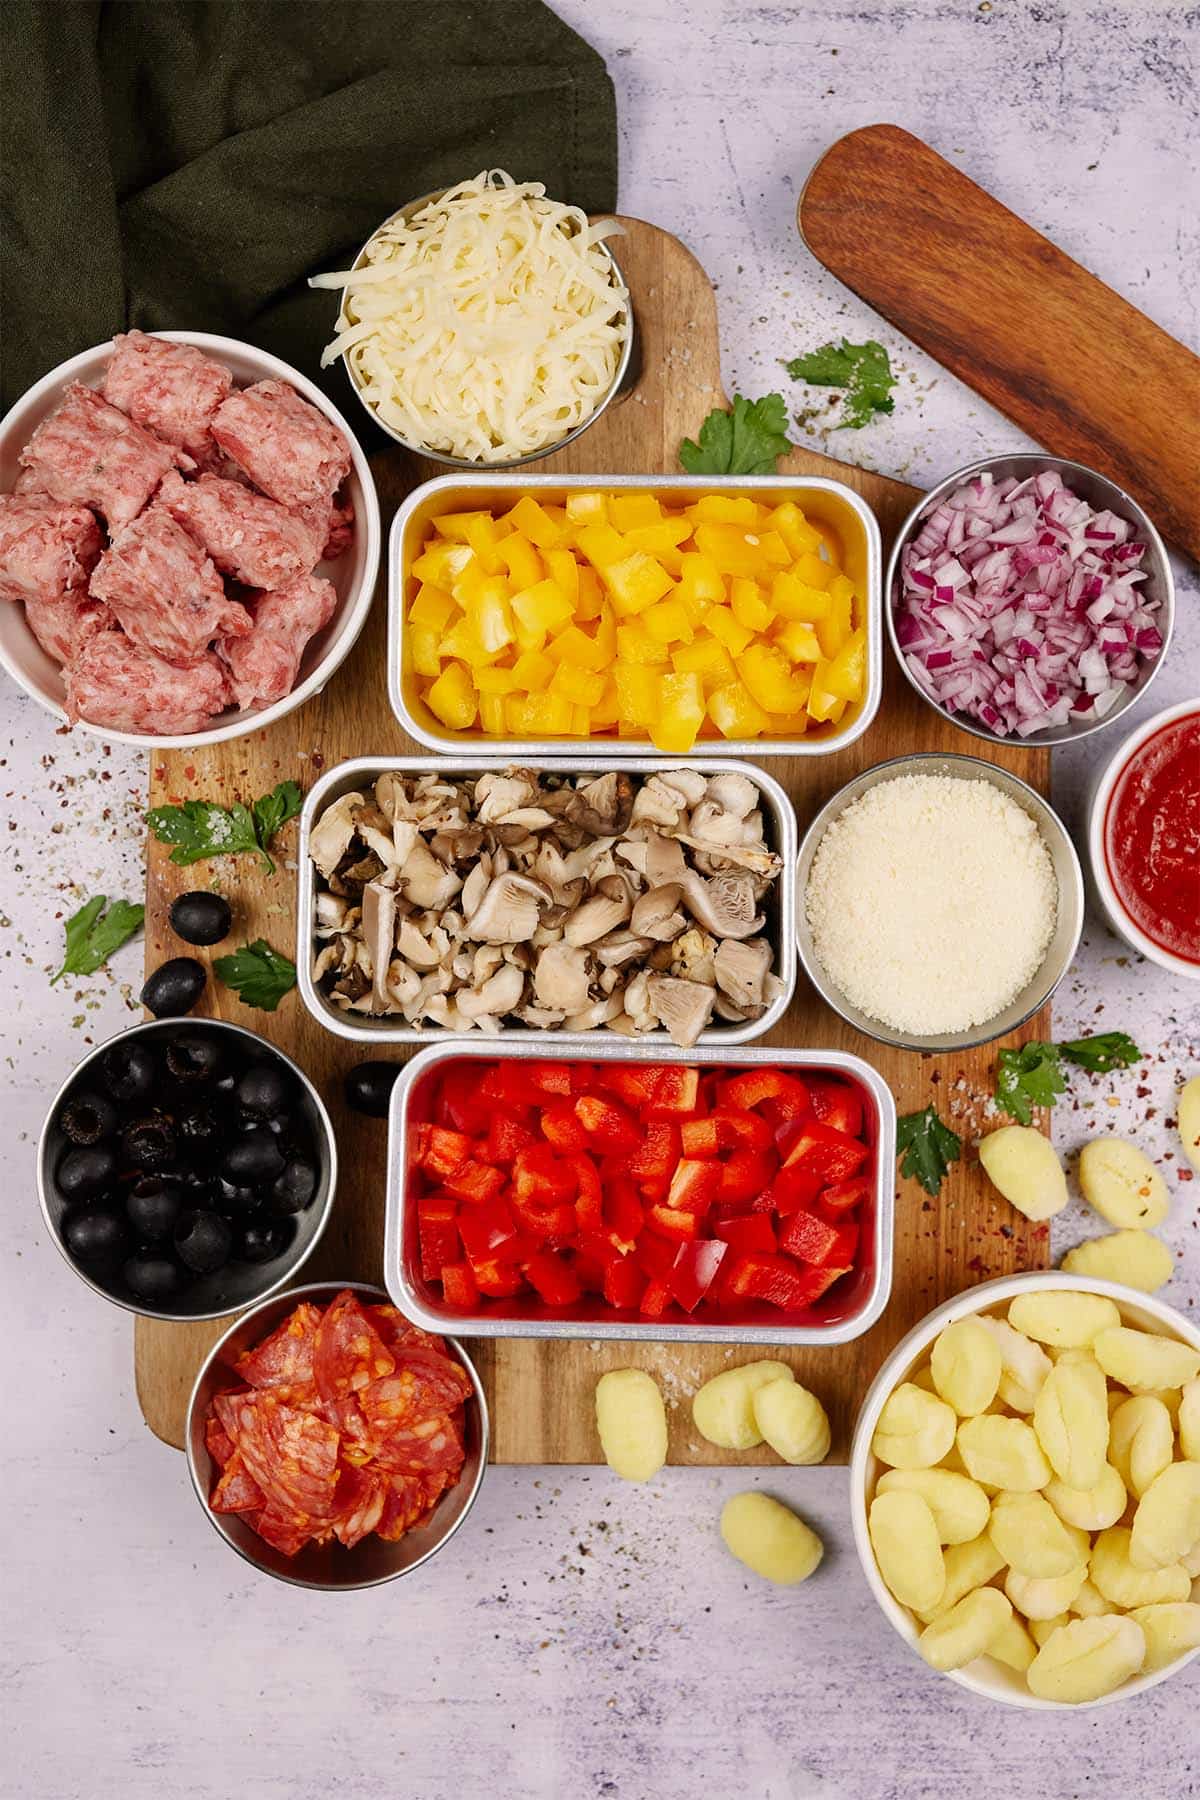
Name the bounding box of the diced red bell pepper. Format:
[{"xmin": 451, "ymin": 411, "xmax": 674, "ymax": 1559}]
[
  {"xmin": 721, "ymin": 1068, "xmax": 810, "ymax": 1119},
  {"xmin": 638, "ymin": 1228, "xmax": 683, "ymax": 1278},
  {"xmin": 782, "ymin": 1262, "xmax": 854, "ymax": 1307},
  {"xmin": 415, "ymin": 1124, "xmax": 474, "ymax": 1178},
  {"xmin": 819, "ymin": 1176, "xmax": 872, "ymax": 1216},
  {"xmin": 570, "ymin": 1153, "xmax": 604, "ymax": 1233},
  {"xmin": 457, "ymin": 1197, "xmax": 520, "ymax": 1263},
  {"xmin": 644, "ymin": 1200, "xmax": 703, "ymax": 1242},
  {"xmin": 571, "ymin": 1239, "xmax": 611, "ymax": 1295},
  {"xmin": 440, "ymin": 1259, "xmax": 479, "ymax": 1309},
  {"xmin": 628, "ymin": 1120, "xmax": 681, "ymax": 1182},
  {"xmin": 712, "ymin": 1107, "xmax": 774, "ymax": 1152},
  {"xmin": 479, "ymin": 1064, "xmax": 531, "ymax": 1107},
  {"xmin": 486, "ymin": 1113, "xmax": 536, "ymax": 1165},
  {"xmin": 638, "ymin": 1277, "xmax": 673, "ymax": 1318},
  {"xmin": 762, "ymin": 1160, "xmax": 822, "ymax": 1217},
  {"xmin": 645, "ymin": 1066, "xmax": 700, "ymax": 1116},
  {"xmin": 717, "ymin": 1148, "xmax": 774, "ymax": 1206},
  {"xmin": 417, "ymin": 1195, "xmax": 459, "ymax": 1280},
  {"xmin": 807, "ymin": 1077, "xmax": 863, "ymax": 1138},
  {"xmin": 723, "ymin": 1250, "xmax": 825, "ymax": 1309},
  {"xmin": 669, "ymin": 1238, "xmax": 728, "ymax": 1312},
  {"xmin": 526, "ymin": 1060, "xmax": 575, "ymax": 1096},
  {"xmin": 666, "ymin": 1158, "xmax": 722, "ymax": 1214},
  {"xmin": 574, "ymin": 1093, "xmax": 640, "ymax": 1155},
  {"xmin": 525, "ymin": 1249, "xmax": 581, "ymax": 1306},
  {"xmin": 514, "ymin": 1143, "xmax": 575, "ymax": 1205},
  {"xmin": 435, "ymin": 1066, "xmax": 492, "ymax": 1134},
  {"xmin": 713, "ymin": 1213, "xmax": 777, "ymax": 1255},
  {"xmin": 782, "ymin": 1121, "xmax": 870, "ymax": 1185},
  {"xmin": 680, "ymin": 1115, "xmax": 725, "ymax": 1158},
  {"xmin": 829, "ymin": 1221, "xmax": 859, "ymax": 1265},
  {"xmin": 778, "ymin": 1207, "xmax": 844, "ymax": 1267},
  {"xmin": 540, "ymin": 1103, "xmax": 590, "ymax": 1152},
  {"xmin": 599, "ymin": 1168, "xmax": 644, "ymax": 1255},
  {"xmin": 511, "ymin": 1193, "xmax": 576, "ymax": 1243},
  {"xmin": 443, "ymin": 1159, "xmax": 506, "ymax": 1206},
  {"xmin": 603, "ymin": 1254, "xmax": 645, "ymax": 1310},
  {"xmin": 470, "ymin": 1256, "xmax": 526, "ymax": 1298}
]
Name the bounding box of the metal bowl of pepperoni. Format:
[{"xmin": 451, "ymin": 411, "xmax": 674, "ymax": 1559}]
[
  {"xmin": 185, "ymin": 1281, "xmax": 489, "ymax": 1589},
  {"xmin": 0, "ymin": 331, "xmax": 380, "ymax": 748}
]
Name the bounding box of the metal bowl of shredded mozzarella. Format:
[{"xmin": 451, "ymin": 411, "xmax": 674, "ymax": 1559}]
[
  {"xmin": 797, "ymin": 754, "xmax": 1083, "ymax": 1052},
  {"xmin": 885, "ymin": 454, "xmax": 1173, "ymax": 746},
  {"xmin": 312, "ymin": 170, "xmax": 632, "ymax": 468}
]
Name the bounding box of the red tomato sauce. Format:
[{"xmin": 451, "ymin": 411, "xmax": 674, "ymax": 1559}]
[{"xmin": 1104, "ymin": 710, "xmax": 1200, "ymax": 962}]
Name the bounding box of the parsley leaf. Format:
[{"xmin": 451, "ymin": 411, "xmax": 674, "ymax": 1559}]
[
  {"xmin": 251, "ymin": 781, "xmax": 304, "ymax": 856},
  {"xmin": 784, "ymin": 338, "xmax": 896, "ymax": 429},
  {"xmin": 147, "ymin": 780, "xmax": 304, "ymax": 876},
  {"xmin": 995, "ymin": 1042, "xmax": 1069, "ymax": 1126},
  {"xmin": 896, "ymin": 1105, "xmax": 962, "ymax": 1196},
  {"xmin": 213, "ymin": 939, "xmax": 297, "ymax": 1012},
  {"xmin": 51, "ymin": 895, "xmax": 145, "ymax": 985},
  {"xmin": 679, "ymin": 393, "xmax": 791, "ymax": 476},
  {"xmin": 1058, "ymin": 1032, "xmax": 1143, "ymax": 1073}
]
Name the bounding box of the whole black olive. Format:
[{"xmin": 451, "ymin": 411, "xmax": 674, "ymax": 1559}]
[
  {"xmin": 57, "ymin": 1144, "xmax": 117, "ymax": 1201},
  {"xmin": 237, "ymin": 1218, "xmax": 295, "ymax": 1264},
  {"xmin": 121, "ymin": 1112, "xmax": 177, "ymax": 1174},
  {"xmin": 343, "ymin": 1061, "xmax": 401, "ymax": 1119},
  {"xmin": 175, "ymin": 1208, "xmax": 233, "ymax": 1274},
  {"xmin": 165, "ymin": 1031, "xmax": 224, "ymax": 1087},
  {"xmin": 222, "ymin": 1129, "xmax": 286, "ymax": 1188},
  {"xmin": 141, "ymin": 958, "xmax": 206, "ymax": 1019},
  {"xmin": 126, "ymin": 1177, "xmax": 182, "ymax": 1242},
  {"xmin": 97, "ymin": 1040, "xmax": 157, "ymax": 1104},
  {"xmin": 59, "ymin": 1090, "xmax": 119, "ymax": 1146},
  {"xmin": 177, "ymin": 1104, "xmax": 222, "ymax": 1157},
  {"xmin": 62, "ymin": 1204, "xmax": 129, "ymax": 1266},
  {"xmin": 217, "ymin": 1178, "xmax": 262, "ymax": 1215},
  {"xmin": 124, "ymin": 1250, "xmax": 184, "ymax": 1303},
  {"xmin": 168, "ymin": 891, "xmax": 232, "ymax": 948},
  {"xmin": 271, "ymin": 1156, "xmax": 318, "ymax": 1215},
  {"xmin": 234, "ymin": 1063, "xmax": 292, "ymax": 1117}
]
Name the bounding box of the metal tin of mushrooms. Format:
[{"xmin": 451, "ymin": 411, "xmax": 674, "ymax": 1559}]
[
  {"xmin": 296, "ymin": 755, "xmax": 797, "ymax": 1048},
  {"xmin": 384, "ymin": 1040, "xmax": 896, "ymax": 1347},
  {"xmin": 388, "ymin": 473, "xmax": 882, "ymax": 758}
]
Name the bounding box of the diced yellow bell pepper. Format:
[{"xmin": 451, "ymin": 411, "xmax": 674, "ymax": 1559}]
[
  {"xmin": 511, "ymin": 579, "xmax": 574, "ymax": 646},
  {"xmin": 825, "ymin": 627, "xmax": 867, "ymax": 700},
  {"xmin": 434, "ymin": 509, "xmax": 490, "ymax": 542},
  {"xmin": 763, "ymin": 708, "xmax": 810, "ymax": 735},
  {"xmin": 497, "ymin": 533, "xmax": 544, "ymax": 591},
  {"xmin": 464, "ymin": 577, "xmax": 514, "ymax": 655},
  {"xmin": 765, "ymin": 502, "xmax": 821, "ymax": 559},
  {"xmin": 806, "ymin": 657, "xmax": 844, "ymax": 723},
  {"xmin": 603, "ymin": 551, "xmax": 675, "ymax": 616},
  {"xmin": 575, "ymin": 566, "xmax": 603, "ymax": 620},
  {"xmin": 550, "ymin": 662, "xmax": 605, "ymax": 707},
  {"xmin": 694, "ymin": 522, "xmax": 768, "ymax": 577},
  {"xmin": 777, "ymin": 619, "xmax": 822, "ymax": 664},
  {"xmin": 548, "ymin": 624, "xmax": 607, "ymax": 670},
  {"xmin": 730, "ymin": 578, "xmax": 773, "ymax": 632},
  {"xmin": 770, "ymin": 571, "xmax": 832, "ymax": 622},
  {"xmin": 685, "ymin": 495, "xmax": 760, "ymax": 526},
  {"xmin": 408, "ymin": 582, "xmax": 456, "ymax": 631},
  {"xmin": 815, "ymin": 588, "xmax": 853, "ymax": 658},
  {"xmin": 671, "ymin": 635, "xmax": 735, "ymax": 680},
  {"xmin": 426, "ymin": 660, "xmax": 476, "ymax": 729},
  {"xmin": 707, "ymin": 681, "xmax": 770, "ymax": 739},
  {"xmin": 475, "ymin": 665, "xmax": 518, "ymax": 694},
  {"xmin": 609, "ymin": 492, "xmax": 663, "ymax": 531},
  {"xmin": 792, "ymin": 551, "xmax": 833, "ymax": 591},
  {"xmin": 506, "ymin": 691, "xmax": 573, "ymax": 736},
  {"xmin": 544, "ymin": 548, "xmax": 579, "ymax": 605},
  {"xmin": 828, "ymin": 572, "xmax": 855, "ymax": 611},
  {"xmin": 570, "ymin": 705, "xmax": 591, "ymax": 735},
  {"xmin": 651, "ymin": 673, "xmax": 705, "ymax": 752},
  {"xmin": 736, "ymin": 643, "xmax": 813, "ymax": 713},
  {"xmin": 677, "ymin": 552, "xmax": 725, "ymax": 607},
  {"xmin": 479, "ymin": 694, "xmax": 507, "ymax": 735},
  {"xmin": 616, "ymin": 622, "xmax": 669, "ymax": 666},
  {"xmin": 594, "ymin": 602, "xmax": 617, "ymax": 660},
  {"xmin": 574, "ymin": 522, "xmax": 628, "ymax": 571},
  {"xmin": 409, "ymin": 624, "xmax": 443, "ymax": 679},
  {"xmin": 511, "ymin": 649, "xmax": 554, "ymax": 691},
  {"xmin": 412, "ymin": 540, "xmax": 474, "ymax": 587},
  {"xmin": 623, "ymin": 519, "xmax": 692, "ymax": 556},
  {"xmin": 704, "ymin": 606, "xmax": 754, "ymax": 656},
  {"xmin": 439, "ymin": 617, "xmax": 498, "ymax": 665},
  {"xmin": 756, "ymin": 530, "xmax": 792, "ymax": 569},
  {"xmin": 565, "ymin": 491, "xmax": 608, "ymax": 525},
  {"xmin": 642, "ymin": 599, "xmax": 693, "ymax": 644},
  {"xmin": 465, "ymin": 514, "xmax": 511, "ymax": 574},
  {"xmin": 507, "ymin": 495, "xmax": 564, "ymax": 549},
  {"xmin": 590, "ymin": 678, "xmax": 620, "ymax": 729},
  {"xmin": 612, "ymin": 661, "xmax": 660, "ymax": 726}
]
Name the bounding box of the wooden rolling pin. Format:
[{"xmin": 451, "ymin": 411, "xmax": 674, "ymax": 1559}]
[{"xmin": 799, "ymin": 125, "xmax": 1200, "ymax": 562}]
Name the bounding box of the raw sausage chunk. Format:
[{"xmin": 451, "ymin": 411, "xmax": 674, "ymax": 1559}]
[
  {"xmin": 158, "ymin": 470, "xmax": 323, "ymax": 590},
  {"xmin": 17, "ymin": 383, "xmax": 184, "ymax": 527},
  {"xmin": 103, "ymin": 331, "xmax": 233, "ymax": 463},
  {"xmin": 25, "ymin": 589, "xmax": 112, "ymax": 665},
  {"xmin": 211, "ymin": 380, "xmax": 351, "ymax": 513},
  {"xmin": 65, "ymin": 633, "xmax": 231, "ymax": 735},
  {"xmin": 0, "ymin": 492, "xmax": 103, "ymax": 605},
  {"xmin": 221, "ymin": 573, "xmax": 338, "ymax": 709},
  {"xmin": 90, "ymin": 506, "xmax": 251, "ymax": 663}
]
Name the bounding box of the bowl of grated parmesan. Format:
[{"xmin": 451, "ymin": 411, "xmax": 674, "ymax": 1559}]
[
  {"xmin": 796, "ymin": 753, "xmax": 1083, "ymax": 1052},
  {"xmin": 311, "ymin": 170, "xmax": 632, "ymax": 468}
]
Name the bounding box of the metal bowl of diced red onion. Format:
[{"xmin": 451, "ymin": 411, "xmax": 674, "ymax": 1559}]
[
  {"xmin": 0, "ymin": 331, "xmax": 380, "ymax": 749},
  {"xmin": 884, "ymin": 454, "xmax": 1173, "ymax": 747}
]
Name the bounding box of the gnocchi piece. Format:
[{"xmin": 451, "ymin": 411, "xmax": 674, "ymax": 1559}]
[
  {"xmin": 918, "ymin": 1586, "xmax": 1012, "ymax": 1672},
  {"xmin": 1129, "ymin": 1461, "xmax": 1200, "ymax": 1572},
  {"xmin": 931, "ymin": 1318, "xmax": 1003, "ymax": 1417},
  {"xmin": 1070, "ymin": 1578, "xmax": 1109, "ymax": 1619},
  {"xmin": 957, "ymin": 1414, "xmax": 1051, "ymax": 1492},
  {"xmin": 751, "ymin": 1379, "xmax": 830, "ymax": 1466},
  {"xmin": 1044, "ymin": 1463, "xmax": 1127, "ymax": 1533},
  {"xmin": 979, "ymin": 1125, "xmax": 1068, "ymax": 1221},
  {"xmin": 1004, "ymin": 1564, "xmax": 1089, "ymax": 1621},
  {"xmin": 692, "ymin": 1361, "xmax": 794, "ymax": 1450},
  {"xmin": 1090, "ymin": 1527, "xmax": 1191, "ymax": 1608},
  {"xmin": 875, "ymin": 1468, "xmax": 991, "ymax": 1545},
  {"xmin": 1032, "ymin": 1357, "xmax": 1109, "ymax": 1491},
  {"xmin": 1182, "ymin": 1538, "xmax": 1200, "ymax": 1579},
  {"xmin": 720, "ymin": 1490, "xmax": 823, "ymax": 1585},
  {"xmin": 1007, "ymin": 1289, "xmax": 1120, "ymax": 1349},
  {"xmin": 871, "ymin": 1383, "xmax": 958, "ymax": 1470},
  {"xmin": 869, "ymin": 1490, "xmax": 945, "ymax": 1613},
  {"xmin": 1131, "ymin": 1602, "xmax": 1200, "ymax": 1673},
  {"xmin": 1078, "ymin": 1137, "xmax": 1170, "ymax": 1229},
  {"xmin": 1179, "ymin": 1075, "xmax": 1200, "ymax": 1175},
  {"xmin": 1060, "ymin": 1229, "xmax": 1174, "ymax": 1293},
  {"xmin": 1180, "ymin": 1380, "xmax": 1200, "ymax": 1462},
  {"xmin": 987, "ymin": 1610, "xmax": 1039, "ymax": 1674},
  {"xmin": 978, "ymin": 1316, "xmax": 1052, "ymax": 1414},
  {"xmin": 917, "ymin": 1532, "xmax": 1005, "ymax": 1623},
  {"xmin": 1030, "ymin": 1613, "xmax": 1070, "ymax": 1647},
  {"xmin": 595, "ymin": 1369, "xmax": 668, "ymax": 1482},
  {"xmin": 988, "ymin": 1491, "xmax": 1088, "ymax": 1579},
  {"xmin": 1093, "ymin": 1326, "xmax": 1200, "ymax": 1395},
  {"xmin": 1026, "ymin": 1615, "xmax": 1147, "ymax": 1704},
  {"xmin": 1109, "ymin": 1396, "xmax": 1174, "ymax": 1498}
]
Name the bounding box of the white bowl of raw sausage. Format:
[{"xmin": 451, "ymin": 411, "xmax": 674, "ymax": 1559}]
[{"xmin": 0, "ymin": 332, "xmax": 380, "ymax": 748}]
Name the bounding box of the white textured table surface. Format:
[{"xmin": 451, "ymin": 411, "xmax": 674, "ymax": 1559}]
[{"xmin": 3, "ymin": 3, "xmax": 1197, "ymax": 1795}]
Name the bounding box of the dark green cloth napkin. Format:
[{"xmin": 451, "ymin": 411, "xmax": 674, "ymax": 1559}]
[{"xmin": 0, "ymin": 0, "xmax": 617, "ymax": 412}]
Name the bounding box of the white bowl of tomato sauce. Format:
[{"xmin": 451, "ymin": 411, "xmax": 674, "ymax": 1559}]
[{"xmin": 1087, "ymin": 697, "xmax": 1199, "ymax": 980}]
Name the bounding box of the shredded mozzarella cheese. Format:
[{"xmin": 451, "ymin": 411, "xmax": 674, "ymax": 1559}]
[{"xmin": 312, "ymin": 170, "xmax": 628, "ymax": 462}]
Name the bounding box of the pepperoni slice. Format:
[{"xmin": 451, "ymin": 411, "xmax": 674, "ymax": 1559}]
[
  {"xmin": 210, "ymin": 1451, "xmax": 266, "ymax": 1515},
  {"xmin": 369, "ymin": 1302, "xmax": 447, "ymax": 1360},
  {"xmin": 205, "ymin": 1414, "xmax": 236, "ymax": 1469},
  {"xmin": 255, "ymin": 1508, "xmax": 313, "ymax": 1557},
  {"xmin": 371, "ymin": 1412, "xmax": 466, "ymax": 1476},
  {"xmin": 312, "ymin": 1290, "xmax": 396, "ymax": 1403},
  {"xmin": 236, "ymin": 1302, "xmax": 322, "ymax": 1400},
  {"xmin": 224, "ymin": 1392, "xmax": 340, "ymax": 1526},
  {"xmin": 376, "ymin": 1473, "xmax": 433, "ymax": 1541},
  {"xmin": 358, "ymin": 1356, "xmax": 471, "ymax": 1435},
  {"xmin": 332, "ymin": 1464, "xmax": 387, "ymax": 1549}
]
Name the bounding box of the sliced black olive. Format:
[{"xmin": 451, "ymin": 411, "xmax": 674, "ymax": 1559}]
[
  {"xmin": 222, "ymin": 1129, "xmax": 286, "ymax": 1188},
  {"xmin": 165, "ymin": 1031, "xmax": 224, "ymax": 1086},
  {"xmin": 126, "ymin": 1177, "xmax": 182, "ymax": 1242},
  {"xmin": 124, "ymin": 1250, "xmax": 184, "ymax": 1303},
  {"xmin": 234, "ymin": 1063, "xmax": 292, "ymax": 1117},
  {"xmin": 62, "ymin": 1204, "xmax": 129, "ymax": 1266},
  {"xmin": 59, "ymin": 1090, "xmax": 119, "ymax": 1146},
  {"xmin": 237, "ymin": 1218, "xmax": 295, "ymax": 1265},
  {"xmin": 141, "ymin": 958, "xmax": 206, "ymax": 1019},
  {"xmin": 168, "ymin": 891, "xmax": 232, "ymax": 948},
  {"xmin": 271, "ymin": 1156, "xmax": 318, "ymax": 1215},
  {"xmin": 121, "ymin": 1111, "xmax": 177, "ymax": 1174},
  {"xmin": 175, "ymin": 1208, "xmax": 232, "ymax": 1274},
  {"xmin": 97, "ymin": 1040, "xmax": 157, "ymax": 1105},
  {"xmin": 57, "ymin": 1144, "xmax": 117, "ymax": 1201},
  {"xmin": 343, "ymin": 1060, "xmax": 401, "ymax": 1119}
]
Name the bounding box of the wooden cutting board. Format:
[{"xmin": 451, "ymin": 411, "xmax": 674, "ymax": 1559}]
[
  {"xmin": 799, "ymin": 125, "xmax": 1200, "ymax": 562},
  {"xmin": 135, "ymin": 216, "xmax": 1050, "ymax": 1462}
]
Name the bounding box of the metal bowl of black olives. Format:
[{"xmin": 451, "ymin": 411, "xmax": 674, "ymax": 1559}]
[{"xmin": 37, "ymin": 1019, "xmax": 337, "ymax": 1320}]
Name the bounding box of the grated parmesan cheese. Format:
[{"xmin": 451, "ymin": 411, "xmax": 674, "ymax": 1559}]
[
  {"xmin": 312, "ymin": 170, "xmax": 628, "ymax": 462},
  {"xmin": 805, "ymin": 774, "xmax": 1058, "ymax": 1034}
]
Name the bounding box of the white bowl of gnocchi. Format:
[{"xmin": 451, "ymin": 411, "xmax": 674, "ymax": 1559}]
[{"xmin": 850, "ymin": 1273, "xmax": 1200, "ymax": 1709}]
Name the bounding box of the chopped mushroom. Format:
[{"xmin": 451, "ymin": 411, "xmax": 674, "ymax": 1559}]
[
  {"xmin": 714, "ymin": 937, "xmax": 773, "ymax": 1011},
  {"xmin": 645, "ymin": 974, "xmax": 715, "ymax": 1047},
  {"xmin": 467, "ymin": 873, "xmax": 551, "ymax": 943}
]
